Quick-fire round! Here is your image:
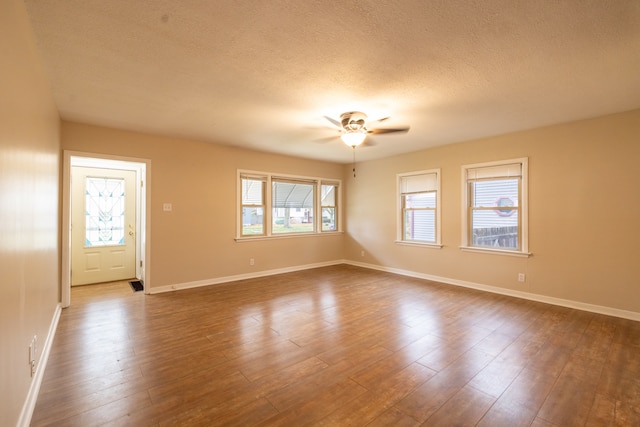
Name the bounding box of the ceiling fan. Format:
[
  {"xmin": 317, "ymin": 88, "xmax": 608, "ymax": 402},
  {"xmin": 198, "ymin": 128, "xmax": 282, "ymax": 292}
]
[{"xmin": 316, "ymin": 111, "xmax": 410, "ymax": 147}]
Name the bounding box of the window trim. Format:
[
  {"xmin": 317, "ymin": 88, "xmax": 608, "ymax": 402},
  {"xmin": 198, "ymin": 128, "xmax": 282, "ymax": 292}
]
[
  {"xmin": 396, "ymin": 169, "xmax": 442, "ymax": 248},
  {"xmin": 460, "ymin": 158, "xmax": 531, "ymax": 257},
  {"xmin": 236, "ymin": 170, "xmax": 342, "ymax": 240}
]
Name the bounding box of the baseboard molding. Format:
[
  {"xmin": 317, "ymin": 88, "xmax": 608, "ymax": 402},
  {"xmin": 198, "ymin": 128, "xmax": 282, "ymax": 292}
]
[
  {"xmin": 344, "ymin": 260, "xmax": 640, "ymax": 322},
  {"xmin": 17, "ymin": 303, "xmax": 62, "ymax": 427},
  {"xmin": 148, "ymin": 260, "xmax": 344, "ymax": 294}
]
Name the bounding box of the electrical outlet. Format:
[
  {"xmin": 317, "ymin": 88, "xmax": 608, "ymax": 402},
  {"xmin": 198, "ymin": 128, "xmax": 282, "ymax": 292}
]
[
  {"xmin": 361, "ymin": 251, "xmax": 365, "ymax": 257},
  {"xmin": 518, "ymin": 273, "xmax": 526, "ymax": 282},
  {"xmin": 162, "ymin": 203, "xmax": 172, "ymax": 212},
  {"xmin": 250, "ymin": 258, "xmax": 255, "ymax": 266}
]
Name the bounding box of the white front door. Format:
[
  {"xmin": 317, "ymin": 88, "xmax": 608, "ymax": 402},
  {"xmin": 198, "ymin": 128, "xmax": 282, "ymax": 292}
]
[{"xmin": 71, "ymin": 167, "xmax": 137, "ymax": 286}]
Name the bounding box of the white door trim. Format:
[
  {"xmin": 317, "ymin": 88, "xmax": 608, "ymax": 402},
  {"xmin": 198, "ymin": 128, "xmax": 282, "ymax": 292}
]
[{"xmin": 62, "ymin": 151, "xmax": 151, "ymax": 307}]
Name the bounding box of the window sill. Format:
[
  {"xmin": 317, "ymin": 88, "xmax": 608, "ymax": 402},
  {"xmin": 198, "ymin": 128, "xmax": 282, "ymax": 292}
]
[
  {"xmin": 459, "ymin": 246, "xmax": 532, "ymax": 258},
  {"xmin": 395, "ymin": 240, "xmax": 443, "ymax": 249},
  {"xmin": 235, "ymin": 231, "xmax": 343, "ymax": 242}
]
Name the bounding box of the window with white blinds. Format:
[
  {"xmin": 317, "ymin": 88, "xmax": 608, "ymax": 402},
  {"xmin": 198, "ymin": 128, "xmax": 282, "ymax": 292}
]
[
  {"xmin": 398, "ymin": 170, "xmax": 440, "ymax": 245},
  {"xmin": 462, "ymin": 158, "xmax": 529, "ymax": 255},
  {"xmin": 238, "ymin": 171, "xmax": 341, "ymax": 238}
]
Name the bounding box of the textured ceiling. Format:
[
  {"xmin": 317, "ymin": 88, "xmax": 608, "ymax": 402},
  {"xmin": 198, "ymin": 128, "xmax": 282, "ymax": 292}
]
[{"xmin": 23, "ymin": 0, "xmax": 640, "ymax": 163}]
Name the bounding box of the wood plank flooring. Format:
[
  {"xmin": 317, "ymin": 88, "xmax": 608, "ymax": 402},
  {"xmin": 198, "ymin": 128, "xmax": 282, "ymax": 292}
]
[{"xmin": 31, "ymin": 265, "xmax": 640, "ymax": 426}]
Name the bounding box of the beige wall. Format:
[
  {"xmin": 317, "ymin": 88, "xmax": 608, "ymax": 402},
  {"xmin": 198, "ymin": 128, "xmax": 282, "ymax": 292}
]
[
  {"xmin": 0, "ymin": 0, "xmax": 61, "ymax": 425},
  {"xmin": 61, "ymin": 122, "xmax": 346, "ymax": 290},
  {"xmin": 62, "ymin": 110, "xmax": 640, "ymax": 317},
  {"xmin": 344, "ymin": 109, "xmax": 640, "ymax": 314}
]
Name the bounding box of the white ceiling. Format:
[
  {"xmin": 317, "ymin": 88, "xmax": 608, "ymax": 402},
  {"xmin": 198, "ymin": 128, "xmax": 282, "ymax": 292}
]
[{"xmin": 24, "ymin": 0, "xmax": 640, "ymax": 164}]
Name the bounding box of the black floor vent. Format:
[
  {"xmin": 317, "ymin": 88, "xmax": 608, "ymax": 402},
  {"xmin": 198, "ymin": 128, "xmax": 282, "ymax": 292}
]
[{"xmin": 129, "ymin": 280, "xmax": 143, "ymax": 292}]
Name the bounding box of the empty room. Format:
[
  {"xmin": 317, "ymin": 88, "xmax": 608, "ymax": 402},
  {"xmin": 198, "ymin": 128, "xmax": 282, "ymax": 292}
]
[{"xmin": 2, "ymin": 1, "xmax": 640, "ymax": 426}]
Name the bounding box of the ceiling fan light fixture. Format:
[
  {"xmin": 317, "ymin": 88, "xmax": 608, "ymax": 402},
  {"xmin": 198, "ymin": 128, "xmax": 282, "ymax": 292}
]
[{"xmin": 341, "ymin": 130, "xmax": 367, "ymax": 147}]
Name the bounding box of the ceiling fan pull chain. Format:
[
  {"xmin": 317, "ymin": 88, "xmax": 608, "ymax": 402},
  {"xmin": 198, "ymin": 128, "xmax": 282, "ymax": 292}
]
[{"xmin": 352, "ymin": 146, "xmax": 356, "ymax": 178}]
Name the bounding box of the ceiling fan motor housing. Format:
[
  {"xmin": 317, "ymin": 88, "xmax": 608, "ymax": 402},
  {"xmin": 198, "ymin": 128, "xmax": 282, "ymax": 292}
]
[{"xmin": 340, "ymin": 111, "xmax": 367, "ymax": 131}]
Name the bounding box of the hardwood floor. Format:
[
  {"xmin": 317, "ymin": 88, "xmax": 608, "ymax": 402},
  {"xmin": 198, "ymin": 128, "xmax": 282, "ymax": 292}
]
[{"xmin": 31, "ymin": 265, "xmax": 640, "ymax": 426}]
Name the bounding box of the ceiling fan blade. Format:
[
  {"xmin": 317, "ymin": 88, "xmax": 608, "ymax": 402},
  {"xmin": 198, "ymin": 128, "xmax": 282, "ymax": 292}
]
[
  {"xmin": 304, "ymin": 125, "xmax": 338, "ymax": 130},
  {"xmin": 362, "ymin": 137, "xmax": 377, "ymax": 147},
  {"xmin": 369, "ymin": 116, "xmax": 390, "ymax": 125},
  {"xmin": 312, "ymin": 135, "xmax": 341, "ymax": 143},
  {"xmin": 368, "ymin": 126, "xmax": 410, "ymax": 135},
  {"xmin": 323, "ymin": 115, "xmax": 341, "ymax": 128}
]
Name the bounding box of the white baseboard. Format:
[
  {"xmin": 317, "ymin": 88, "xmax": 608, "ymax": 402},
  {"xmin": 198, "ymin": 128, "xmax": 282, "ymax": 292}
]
[
  {"xmin": 17, "ymin": 303, "xmax": 62, "ymax": 427},
  {"xmin": 148, "ymin": 260, "xmax": 344, "ymax": 294},
  {"xmin": 344, "ymin": 260, "xmax": 640, "ymax": 322}
]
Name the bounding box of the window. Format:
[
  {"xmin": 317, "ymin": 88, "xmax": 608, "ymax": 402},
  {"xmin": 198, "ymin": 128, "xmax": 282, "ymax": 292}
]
[
  {"xmin": 462, "ymin": 158, "xmax": 529, "ymax": 255},
  {"xmin": 85, "ymin": 176, "xmax": 126, "ymax": 246},
  {"xmin": 240, "ymin": 174, "xmax": 266, "ymax": 236},
  {"xmin": 238, "ymin": 171, "xmax": 340, "ymax": 238},
  {"xmin": 272, "ymin": 178, "xmax": 315, "ymax": 234},
  {"xmin": 397, "ymin": 170, "xmax": 441, "ymax": 246},
  {"xmin": 321, "ymin": 182, "xmax": 338, "ymax": 231}
]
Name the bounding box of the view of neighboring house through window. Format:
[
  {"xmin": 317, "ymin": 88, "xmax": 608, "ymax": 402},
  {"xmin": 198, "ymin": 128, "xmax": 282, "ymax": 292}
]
[
  {"xmin": 398, "ymin": 169, "xmax": 440, "ymax": 245},
  {"xmin": 272, "ymin": 178, "xmax": 315, "ymax": 234},
  {"xmin": 238, "ymin": 171, "xmax": 340, "ymax": 238},
  {"xmin": 462, "ymin": 158, "xmax": 528, "ymax": 254}
]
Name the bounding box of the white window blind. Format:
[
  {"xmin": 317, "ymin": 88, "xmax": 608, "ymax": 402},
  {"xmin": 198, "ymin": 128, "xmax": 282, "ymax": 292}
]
[
  {"xmin": 400, "ymin": 173, "xmax": 438, "ymax": 193},
  {"xmin": 272, "ymin": 179, "xmax": 314, "ymax": 209},
  {"xmin": 466, "ymin": 163, "xmax": 522, "ymax": 180},
  {"xmin": 241, "ymin": 175, "xmax": 265, "ymax": 205}
]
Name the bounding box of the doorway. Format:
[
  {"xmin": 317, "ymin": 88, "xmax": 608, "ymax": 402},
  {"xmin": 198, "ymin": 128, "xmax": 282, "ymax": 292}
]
[{"xmin": 62, "ymin": 151, "xmax": 150, "ymax": 307}]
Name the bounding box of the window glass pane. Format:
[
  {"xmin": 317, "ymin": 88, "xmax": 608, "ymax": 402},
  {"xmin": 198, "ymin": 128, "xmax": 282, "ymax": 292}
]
[
  {"xmin": 321, "ymin": 184, "xmax": 335, "ymax": 206},
  {"xmin": 322, "ymin": 207, "xmax": 336, "ymax": 231},
  {"xmin": 272, "ymin": 181, "xmax": 314, "ymax": 208},
  {"xmin": 405, "ymin": 192, "xmax": 436, "ymax": 209},
  {"xmin": 242, "ymin": 178, "xmax": 263, "ymax": 204},
  {"xmin": 471, "ymin": 210, "xmax": 519, "ymax": 249},
  {"xmin": 471, "ymin": 179, "xmax": 518, "ymax": 208},
  {"xmin": 404, "ymin": 209, "xmax": 435, "ymax": 242},
  {"xmin": 242, "ymin": 207, "xmax": 263, "ymax": 235},
  {"xmin": 272, "ymin": 181, "xmax": 315, "ymax": 233},
  {"xmin": 272, "ymin": 207, "xmax": 314, "ymax": 233},
  {"xmin": 85, "ymin": 177, "xmax": 125, "ymax": 246}
]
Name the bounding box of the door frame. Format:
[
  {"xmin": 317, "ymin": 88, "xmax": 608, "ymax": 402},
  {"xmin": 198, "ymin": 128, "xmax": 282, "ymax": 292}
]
[{"xmin": 61, "ymin": 150, "xmax": 151, "ymax": 307}]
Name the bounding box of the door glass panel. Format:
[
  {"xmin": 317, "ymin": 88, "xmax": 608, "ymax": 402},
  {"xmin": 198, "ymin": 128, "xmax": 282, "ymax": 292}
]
[{"xmin": 85, "ymin": 177, "xmax": 126, "ymax": 246}]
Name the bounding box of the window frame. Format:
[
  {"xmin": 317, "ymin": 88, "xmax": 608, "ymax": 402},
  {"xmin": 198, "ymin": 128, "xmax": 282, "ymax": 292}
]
[
  {"xmin": 396, "ymin": 169, "xmax": 442, "ymax": 248},
  {"xmin": 237, "ymin": 170, "xmax": 342, "ymax": 240},
  {"xmin": 460, "ymin": 158, "xmax": 530, "ymax": 257}
]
